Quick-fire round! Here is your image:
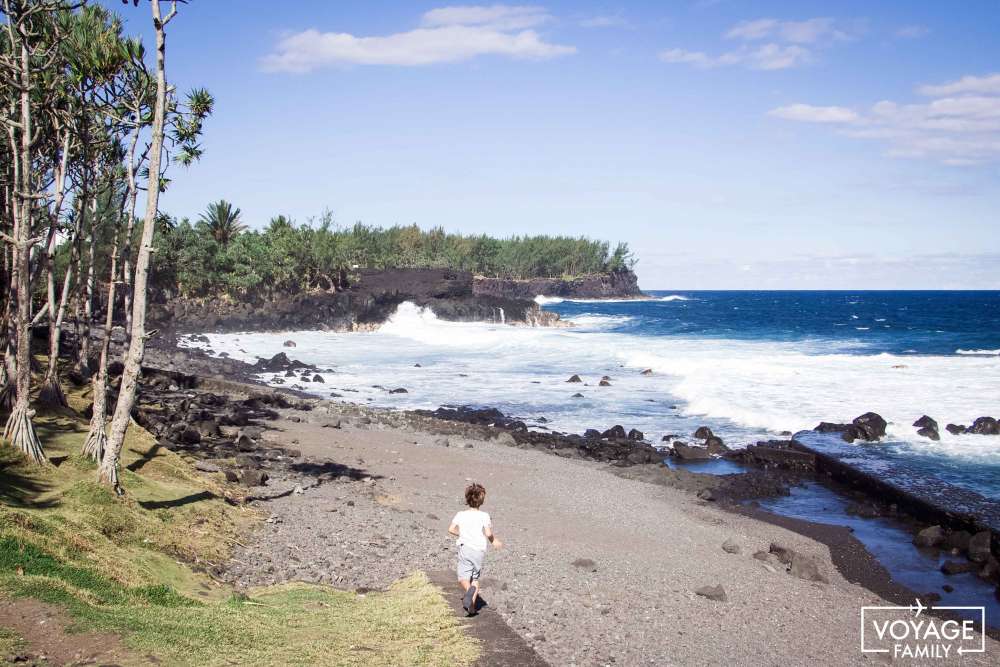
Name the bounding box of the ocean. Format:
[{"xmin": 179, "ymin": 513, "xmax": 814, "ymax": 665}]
[
  {"xmin": 182, "ymin": 290, "xmax": 1000, "ymax": 615},
  {"xmin": 185, "ymin": 290, "xmax": 1000, "ymax": 498}
]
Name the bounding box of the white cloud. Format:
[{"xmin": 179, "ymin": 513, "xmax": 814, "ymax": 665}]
[
  {"xmin": 726, "ymin": 17, "xmax": 855, "ymax": 44},
  {"xmin": 769, "ymin": 74, "xmax": 1000, "ymax": 165},
  {"xmin": 659, "ymin": 43, "xmax": 809, "ymax": 70},
  {"xmin": 662, "ymin": 16, "xmax": 854, "ymax": 71},
  {"xmin": 895, "ymin": 24, "xmax": 929, "ymax": 39},
  {"xmin": 918, "ymin": 73, "xmax": 1000, "ymax": 97},
  {"xmin": 769, "ymin": 103, "xmax": 859, "ymax": 123},
  {"xmin": 261, "ymin": 5, "xmax": 574, "ymax": 72},
  {"xmin": 421, "ymin": 5, "xmax": 550, "ymax": 30}
]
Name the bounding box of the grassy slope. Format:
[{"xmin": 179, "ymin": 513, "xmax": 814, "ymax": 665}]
[{"xmin": 0, "ymin": 385, "xmax": 477, "ymax": 666}]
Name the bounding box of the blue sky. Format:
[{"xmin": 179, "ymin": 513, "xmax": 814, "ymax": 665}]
[{"xmin": 109, "ymin": 1, "xmax": 1000, "ymax": 289}]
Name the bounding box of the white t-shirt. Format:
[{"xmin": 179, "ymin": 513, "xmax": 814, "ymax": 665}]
[{"xmin": 452, "ymin": 509, "xmax": 491, "ymax": 551}]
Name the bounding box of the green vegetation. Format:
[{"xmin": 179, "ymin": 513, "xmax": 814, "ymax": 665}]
[
  {"xmin": 0, "ymin": 389, "xmax": 478, "ymax": 666},
  {"xmin": 152, "ymin": 209, "xmax": 637, "ymax": 298}
]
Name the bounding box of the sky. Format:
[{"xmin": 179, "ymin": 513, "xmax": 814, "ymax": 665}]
[{"xmin": 106, "ymin": 1, "xmax": 1000, "ymax": 289}]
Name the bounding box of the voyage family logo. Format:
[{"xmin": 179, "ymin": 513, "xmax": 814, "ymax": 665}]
[{"xmin": 861, "ymin": 599, "xmax": 986, "ymax": 659}]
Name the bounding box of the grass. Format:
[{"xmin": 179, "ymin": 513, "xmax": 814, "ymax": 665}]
[{"xmin": 0, "ymin": 379, "xmax": 478, "ymax": 666}]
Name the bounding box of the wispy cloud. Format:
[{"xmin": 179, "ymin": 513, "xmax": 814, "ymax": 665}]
[
  {"xmin": 895, "ymin": 24, "xmax": 930, "ymax": 39},
  {"xmin": 261, "ymin": 5, "xmax": 575, "ymax": 72},
  {"xmin": 768, "ymin": 104, "xmax": 860, "ymax": 123},
  {"xmin": 660, "ymin": 16, "xmax": 860, "ymax": 71},
  {"xmin": 725, "ymin": 17, "xmax": 855, "ymax": 44},
  {"xmin": 660, "ymin": 44, "xmax": 809, "ymax": 70},
  {"xmin": 769, "ymin": 73, "xmax": 1000, "ymax": 165}
]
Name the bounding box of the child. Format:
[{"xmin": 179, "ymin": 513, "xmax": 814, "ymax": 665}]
[{"xmin": 448, "ymin": 482, "xmax": 502, "ymax": 615}]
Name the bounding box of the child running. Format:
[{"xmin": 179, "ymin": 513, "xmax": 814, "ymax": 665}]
[{"xmin": 448, "ymin": 482, "xmax": 502, "ymax": 615}]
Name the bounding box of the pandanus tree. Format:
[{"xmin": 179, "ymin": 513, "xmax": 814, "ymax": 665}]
[
  {"xmin": 99, "ymin": 0, "xmax": 212, "ymax": 491},
  {"xmin": 198, "ymin": 199, "xmax": 245, "ymax": 245},
  {"xmin": 0, "ymin": 0, "xmax": 75, "ymax": 462}
]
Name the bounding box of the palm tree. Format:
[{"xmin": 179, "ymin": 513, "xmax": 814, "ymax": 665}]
[{"xmin": 198, "ymin": 199, "xmax": 245, "ymax": 245}]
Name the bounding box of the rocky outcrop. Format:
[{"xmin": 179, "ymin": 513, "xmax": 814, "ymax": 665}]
[
  {"xmin": 148, "ymin": 268, "xmax": 560, "ymax": 334},
  {"xmin": 473, "ymin": 269, "xmax": 642, "ymax": 300}
]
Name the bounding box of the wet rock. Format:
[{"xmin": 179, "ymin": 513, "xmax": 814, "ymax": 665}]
[
  {"xmin": 968, "ymin": 531, "xmax": 992, "ymax": 563},
  {"xmin": 599, "ymin": 380, "xmax": 611, "ymax": 387},
  {"xmin": 571, "ymin": 393, "xmax": 584, "ymax": 398},
  {"xmin": 584, "ymin": 429, "xmax": 602, "ymax": 440},
  {"xmin": 914, "ymin": 415, "xmax": 938, "ymax": 432},
  {"xmin": 601, "ymin": 376, "xmax": 611, "ymax": 381},
  {"xmin": 979, "ymin": 557, "xmax": 1000, "ymax": 582},
  {"xmin": 640, "ymin": 368, "xmax": 653, "ymax": 375},
  {"xmin": 944, "ymin": 530, "xmax": 972, "ymax": 553},
  {"xmin": 313, "ymin": 374, "xmax": 324, "ymax": 383},
  {"xmin": 693, "ymin": 426, "xmax": 714, "ymax": 440},
  {"xmin": 721, "ymin": 538, "xmax": 741, "ymax": 555},
  {"xmin": 704, "ymin": 436, "xmax": 728, "ymax": 454},
  {"xmin": 852, "ymin": 412, "xmax": 887, "ymax": 441},
  {"xmin": 694, "ymin": 585, "xmax": 727, "ymax": 602},
  {"xmin": 967, "ymin": 417, "xmax": 999, "ymax": 435},
  {"xmin": 914, "ymin": 525, "xmax": 945, "ymax": 548},
  {"xmin": 627, "ymin": 428, "xmax": 644, "ymax": 441},
  {"xmin": 566, "ymin": 374, "xmax": 583, "ymax": 383},
  {"xmin": 917, "ymin": 426, "xmax": 940, "ymax": 441},
  {"xmin": 602, "ymin": 425, "xmax": 627, "ymax": 440},
  {"xmin": 389, "ymin": 388, "xmax": 408, "ymax": 394},
  {"xmin": 671, "ymin": 443, "xmax": 712, "ymax": 461},
  {"xmin": 945, "ymin": 423, "xmax": 966, "ymax": 435},
  {"xmin": 941, "ymin": 560, "xmax": 977, "ymax": 575},
  {"xmin": 283, "ymin": 340, "xmax": 296, "ymax": 347}
]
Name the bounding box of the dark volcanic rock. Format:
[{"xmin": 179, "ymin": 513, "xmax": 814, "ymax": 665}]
[
  {"xmin": 914, "ymin": 525, "xmax": 945, "ymax": 548},
  {"xmin": 967, "ymin": 417, "xmax": 999, "ymax": 435},
  {"xmin": 968, "ymin": 531, "xmax": 992, "ymax": 563},
  {"xmin": 693, "ymin": 426, "xmax": 714, "ymax": 440},
  {"xmin": 914, "ymin": 415, "xmax": 940, "ymax": 440},
  {"xmin": 852, "ymin": 412, "xmax": 887, "ymax": 441},
  {"xmin": 473, "ymin": 269, "xmax": 642, "ymax": 300},
  {"xmin": 567, "ymin": 374, "xmax": 583, "ymax": 383},
  {"xmin": 946, "ymin": 424, "xmax": 966, "ymax": 435},
  {"xmin": 703, "ymin": 436, "xmax": 728, "ymax": 455},
  {"xmin": 627, "ymin": 428, "xmax": 644, "ymax": 441},
  {"xmin": 602, "ymin": 425, "xmax": 627, "ymax": 440},
  {"xmin": 917, "ymin": 426, "xmax": 940, "ymax": 441},
  {"xmin": 671, "ymin": 443, "xmax": 712, "ymax": 461},
  {"xmin": 727, "ymin": 440, "xmax": 816, "ymax": 472},
  {"xmin": 941, "ymin": 560, "xmax": 977, "ymax": 575}
]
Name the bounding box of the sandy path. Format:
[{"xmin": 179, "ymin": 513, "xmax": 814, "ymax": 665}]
[{"xmin": 224, "ymin": 402, "xmax": 998, "ymax": 666}]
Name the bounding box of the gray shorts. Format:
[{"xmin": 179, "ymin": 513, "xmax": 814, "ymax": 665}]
[{"xmin": 456, "ymin": 545, "xmax": 486, "ymax": 582}]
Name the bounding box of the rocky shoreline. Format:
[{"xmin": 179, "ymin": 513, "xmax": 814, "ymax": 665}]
[
  {"xmin": 145, "ymin": 268, "xmax": 647, "ymax": 336},
  {"xmin": 136, "ymin": 339, "xmax": 1000, "ymax": 620}
]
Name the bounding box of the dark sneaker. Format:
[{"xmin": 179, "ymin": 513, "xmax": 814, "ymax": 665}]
[{"xmin": 463, "ymin": 587, "xmax": 476, "ymax": 615}]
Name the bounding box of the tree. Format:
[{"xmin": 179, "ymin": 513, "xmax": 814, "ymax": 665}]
[
  {"xmin": 198, "ymin": 199, "xmax": 244, "ymax": 245},
  {"xmin": 100, "ymin": 0, "xmax": 211, "ymax": 492}
]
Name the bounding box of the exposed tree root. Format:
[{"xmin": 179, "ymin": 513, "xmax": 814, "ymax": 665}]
[
  {"xmin": 2, "ymin": 404, "xmax": 46, "ymax": 463},
  {"xmin": 37, "ymin": 379, "xmax": 69, "ymax": 408},
  {"xmin": 82, "ymin": 423, "xmax": 106, "ymax": 462}
]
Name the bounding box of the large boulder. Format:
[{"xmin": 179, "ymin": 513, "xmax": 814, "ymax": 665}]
[
  {"xmin": 967, "ymin": 417, "xmax": 999, "ymax": 435},
  {"xmin": 704, "ymin": 436, "xmax": 729, "ymax": 455},
  {"xmin": 914, "ymin": 415, "xmax": 940, "ymax": 441},
  {"xmin": 852, "ymin": 412, "xmax": 887, "ymax": 441},
  {"xmin": 627, "ymin": 428, "xmax": 644, "ymax": 441},
  {"xmin": 946, "ymin": 423, "xmax": 966, "ymax": 436},
  {"xmin": 693, "ymin": 426, "xmax": 714, "ymax": 440},
  {"xmin": 602, "ymin": 425, "xmax": 627, "ymax": 440}
]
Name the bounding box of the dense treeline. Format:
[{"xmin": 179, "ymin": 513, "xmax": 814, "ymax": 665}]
[
  {"xmin": 1, "ymin": 0, "xmax": 208, "ymax": 492},
  {"xmin": 152, "ymin": 207, "xmax": 636, "ymax": 298}
]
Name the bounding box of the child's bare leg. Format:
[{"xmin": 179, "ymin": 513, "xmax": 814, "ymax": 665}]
[{"xmin": 458, "ymin": 579, "xmax": 471, "ymax": 593}]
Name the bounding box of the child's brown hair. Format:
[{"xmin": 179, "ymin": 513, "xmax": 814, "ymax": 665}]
[{"xmin": 465, "ymin": 483, "xmax": 486, "ymax": 508}]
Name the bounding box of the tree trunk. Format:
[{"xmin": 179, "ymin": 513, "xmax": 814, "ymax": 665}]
[
  {"xmin": 39, "ymin": 130, "xmax": 72, "ymax": 408},
  {"xmin": 100, "ymin": 0, "xmax": 173, "ymax": 490},
  {"xmin": 78, "ymin": 191, "xmax": 97, "ymax": 373},
  {"xmin": 3, "ymin": 38, "xmax": 44, "ymax": 463}
]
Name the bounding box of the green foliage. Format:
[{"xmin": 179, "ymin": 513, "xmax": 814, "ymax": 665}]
[{"xmin": 151, "ymin": 212, "xmax": 637, "ymax": 298}]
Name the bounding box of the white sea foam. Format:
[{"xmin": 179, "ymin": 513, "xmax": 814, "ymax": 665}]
[
  {"xmin": 534, "ymin": 295, "xmax": 564, "ymax": 305},
  {"xmin": 533, "ymin": 294, "xmax": 689, "ymax": 305},
  {"xmin": 184, "ymin": 301, "xmax": 1000, "ymax": 465},
  {"xmin": 956, "ymin": 348, "xmax": 1000, "ymax": 356}
]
